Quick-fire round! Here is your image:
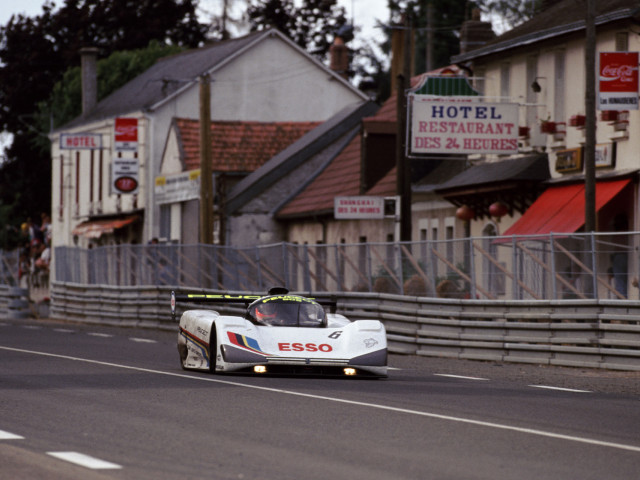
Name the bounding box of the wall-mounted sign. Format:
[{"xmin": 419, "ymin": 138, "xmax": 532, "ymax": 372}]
[
  {"xmin": 60, "ymin": 133, "xmax": 102, "ymax": 150},
  {"xmin": 334, "ymin": 196, "xmax": 384, "ymax": 219},
  {"xmin": 555, "ymin": 147, "xmax": 583, "ymax": 173},
  {"xmin": 112, "ymin": 157, "xmax": 139, "ymax": 194},
  {"xmin": 409, "ymin": 97, "xmax": 519, "ymax": 155},
  {"xmin": 155, "ymin": 170, "xmax": 201, "ymax": 204},
  {"xmin": 595, "ymin": 143, "xmax": 616, "ymax": 169},
  {"xmin": 114, "ymin": 117, "xmax": 138, "ymax": 151},
  {"xmin": 598, "ymin": 52, "xmax": 639, "ymax": 110}
]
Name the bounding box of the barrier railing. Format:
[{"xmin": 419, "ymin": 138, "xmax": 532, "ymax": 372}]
[
  {"xmin": 53, "ymin": 231, "xmax": 639, "ymax": 301},
  {"xmin": 45, "ymin": 282, "xmax": 640, "ymax": 371}
]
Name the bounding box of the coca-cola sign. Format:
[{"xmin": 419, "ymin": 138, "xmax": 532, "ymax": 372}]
[{"xmin": 598, "ymin": 52, "xmax": 639, "ymax": 110}]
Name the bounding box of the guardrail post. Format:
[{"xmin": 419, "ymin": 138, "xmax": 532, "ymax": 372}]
[
  {"xmin": 550, "ymin": 233, "xmax": 557, "ymax": 299},
  {"xmin": 511, "ymin": 236, "xmax": 518, "ymax": 300},
  {"xmin": 590, "ymin": 232, "xmax": 597, "ymax": 298},
  {"xmin": 468, "ymin": 237, "xmax": 477, "ymax": 299}
]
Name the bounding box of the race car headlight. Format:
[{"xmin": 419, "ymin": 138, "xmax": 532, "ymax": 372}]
[
  {"xmin": 254, "ymin": 366, "xmax": 267, "ymax": 374},
  {"xmin": 343, "ymin": 368, "xmax": 357, "ymax": 376}
]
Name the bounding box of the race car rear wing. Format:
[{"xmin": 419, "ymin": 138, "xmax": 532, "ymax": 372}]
[{"xmin": 171, "ymin": 290, "xmax": 337, "ymax": 322}]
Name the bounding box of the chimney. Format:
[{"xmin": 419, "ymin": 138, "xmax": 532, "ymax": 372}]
[
  {"xmin": 459, "ymin": 9, "xmax": 495, "ymax": 54},
  {"xmin": 329, "ymin": 36, "xmax": 349, "ymax": 79},
  {"xmin": 80, "ymin": 47, "xmax": 99, "ymax": 115}
]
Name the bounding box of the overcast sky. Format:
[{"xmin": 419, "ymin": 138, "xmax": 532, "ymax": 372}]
[{"xmin": 0, "ymin": 0, "xmax": 391, "ymax": 41}]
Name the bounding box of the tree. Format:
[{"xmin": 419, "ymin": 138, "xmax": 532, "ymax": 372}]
[
  {"xmin": 352, "ymin": 0, "xmax": 476, "ymax": 103},
  {"xmin": 246, "ymin": 0, "xmax": 352, "ymax": 62},
  {"xmin": 476, "ymin": 0, "xmax": 540, "ymax": 30},
  {"xmin": 0, "ymin": 0, "xmax": 208, "ymax": 247},
  {"xmin": 35, "ymin": 41, "xmax": 185, "ymax": 139}
]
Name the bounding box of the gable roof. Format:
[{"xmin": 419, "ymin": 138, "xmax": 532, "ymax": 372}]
[
  {"xmin": 276, "ymin": 69, "xmax": 468, "ymax": 219},
  {"xmin": 173, "ymin": 118, "xmax": 320, "ymax": 173},
  {"xmin": 60, "ymin": 29, "xmax": 365, "ymax": 130},
  {"xmin": 61, "ymin": 31, "xmax": 266, "ymax": 130},
  {"xmin": 276, "ymin": 133, "xmax": 363, "ymax": 218},
  {"xmin": 453, "ymin": 0, "xmax": 640, "ymax": 63},
  {"xmin": 226, "ymin": 101, "xmax": 379, "ymax": 214}
]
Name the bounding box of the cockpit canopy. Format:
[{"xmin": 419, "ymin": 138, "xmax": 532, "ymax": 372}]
[{"xmin": 248, "ymin": 295, "xmax": 326, "ymax": 327}]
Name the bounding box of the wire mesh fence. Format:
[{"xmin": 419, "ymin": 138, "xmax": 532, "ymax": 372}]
[{"xmin": 52, "ymin": 231, "xmax": 638, "ymax": 301}]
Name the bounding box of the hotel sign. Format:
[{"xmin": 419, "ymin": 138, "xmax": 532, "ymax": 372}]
[
  {"xmin": 409, "ymin": 98, "xmax": 519, "ymax": 155},
  {"xmin": 60, "ymin": 133, "xmax": 102, "ymax": 150}
]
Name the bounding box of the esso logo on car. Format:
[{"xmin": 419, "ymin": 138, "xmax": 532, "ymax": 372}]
[{"xmin": 278, "ymin": 342, "xmax": 333, "ymax": 352}]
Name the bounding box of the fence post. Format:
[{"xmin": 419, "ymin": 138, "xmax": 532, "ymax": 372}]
[
  {"xmin": 550, "ymin": 234, "xmax": 557, "ymax": 299},
  {"xmin": 303, "ymin": 244, "xmax": 311, "ymax": 291},
  {"xmin": 282, "ymin": 242, "xmax": 290, "ymax": 290},
  {"xmin": 511, "ymin": 236, "xmax": 518, "ymax": 299},
  {"xmin": 590, "ymin": 232, "xmax": 598, "ymax": 299},
  {"xmin": 397, "ymin": 242, "xmax": 404, "ymax": 295},
  {"xmin": 468, "ymin": 237, "xmax": 477, "ymax": 299},
  {"xmin": 254, "ymin": 247, "xmax": 263, "ymax": 291}
]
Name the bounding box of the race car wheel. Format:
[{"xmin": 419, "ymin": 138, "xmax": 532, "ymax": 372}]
[
  {"xmin": 208, "ymin": 327, "xmax": 217, "ymax": 373},
  {"xmin": 178, "ymin": 342, "xmax": 189, "ymax": 371}
]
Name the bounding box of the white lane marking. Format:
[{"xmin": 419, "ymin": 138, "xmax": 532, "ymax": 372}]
[
  {"xmin": 47, "ymin": 452, "xmax": 121, "ymax": 470},
  {"xmin": 130, "ymin": 338, "xmax": 156, "ymax": 344},
  {"xmin": 435, "ymin": 374, "xmax": 489, "ymax": 381},
  {"xmin": 0, "ymin": 429, "xmax": 24, "ymax": 440},
  {"xmin": 53, "ymin": 328, "xmax": 75, "ymax": 333},
  {"xmin": 22, "ymin": 325, "xmax": 41, "ymax": 330},
  {"xmin": 87, "ymin": 333, "xmax": 113, "ymax": 338},
  {"xmin": 2, "ymin": 345, "xmax": 639, "ymax": 454},
  {"xmin": 0, "ymin": 322, "xmax": 8, "ymax": 326},
  {"xmin": 530, "ymin": 385, "xmax": 591, "ymax": 393}
]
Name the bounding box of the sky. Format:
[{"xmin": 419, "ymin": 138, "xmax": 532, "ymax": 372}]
[
  {"xmin": 0, "ymin": 1, "xmax": 391, "ymax": 40},
  {"xmin": 0, "ymin": 0, "xmax": 391, "ymax": 154}
]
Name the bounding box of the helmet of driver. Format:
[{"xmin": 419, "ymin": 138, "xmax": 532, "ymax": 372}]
[{"xmin": 254, "ymin": 302, "xmax": 278, "ymax": 323}]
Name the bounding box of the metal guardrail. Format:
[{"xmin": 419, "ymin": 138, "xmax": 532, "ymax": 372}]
[
  {"xmin": 45, "ymin": 282, "xmax": 640, "ymax": 371},
  {"xmin": 53, "ymin": 232, "xmax": 640, "ymax": 301}
]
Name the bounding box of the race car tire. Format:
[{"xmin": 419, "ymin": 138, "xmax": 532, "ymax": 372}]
[
  {"xmin": 209, "ymin": 327, "xmax": 217, "ymax": 373},
  {"xmin": 178, "ymin": 342, "xmax": 189, "ymax": 371}
]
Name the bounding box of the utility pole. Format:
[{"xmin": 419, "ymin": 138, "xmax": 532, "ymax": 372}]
[
  {"xmin": 396, "ymin": 15, "xmax": 412, "ymax": 242},
  {"xmin": 426, "ymin": 2, "xmax": 434, "ymax": 73},
  {"xmin": 584, "ymin": 0, "xmax": 596, "ymax": 232},
  {"xmin": 199, "ymin": 73, "xmax": 213, "ymax": 244}
]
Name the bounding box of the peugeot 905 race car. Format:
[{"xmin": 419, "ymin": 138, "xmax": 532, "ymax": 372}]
[{"xmin": 173, "ymin": 288, "xmax": 387, "ymax": 377}]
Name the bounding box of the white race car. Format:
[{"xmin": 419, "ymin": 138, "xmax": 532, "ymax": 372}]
[{"xmin": 174, "ymin": 288, "xmax": 387, "ymax": 377}]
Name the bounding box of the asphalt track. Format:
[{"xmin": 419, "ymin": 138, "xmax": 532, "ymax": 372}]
[{"xmin": 1, "ymin": 318, "xmax": 639, "ymax": 479}]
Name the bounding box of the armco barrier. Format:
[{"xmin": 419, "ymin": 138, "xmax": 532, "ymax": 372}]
[{"xmin": 45, "ymin": 282, "xmax": 640, "ymax": 371}]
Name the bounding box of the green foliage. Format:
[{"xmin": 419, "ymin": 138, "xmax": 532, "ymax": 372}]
[
  {"xmin": 0, "ymin": 0, "xmax": 206, "ymax": 235},
  {"xmin": 246, "ymin": 0, "xmax": 351, "ymax": 63},
  {"xmin": 36, "ymin": 41, "xmax": 184, "ymax": 133}
]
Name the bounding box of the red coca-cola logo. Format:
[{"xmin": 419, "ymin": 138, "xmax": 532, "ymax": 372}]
[{"xmin": 601, "ymin": 64, "xmax": 636, "ymax": 82}]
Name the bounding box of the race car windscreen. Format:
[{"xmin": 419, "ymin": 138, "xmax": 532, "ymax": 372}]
[{"xmin": 249, "ymin": 298, "xmax": 326, "ymax": 327}]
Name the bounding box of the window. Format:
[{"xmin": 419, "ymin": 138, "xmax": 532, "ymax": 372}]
[
  {"xmin": 616, "ymin": 32, "xmax": 629, "ymax": 52},
  {"xmin": 500, "ymin": 63, "xmax": 510, "ymax": 100},
  {"xmin": 159, "ymin": 204, "xmax": 171, "ymax": 240}
]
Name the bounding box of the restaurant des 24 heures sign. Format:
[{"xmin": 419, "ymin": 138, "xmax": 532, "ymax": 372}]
[{"xmin": 409, "ymin": 97, "xmax": 519, "ymax": 156}]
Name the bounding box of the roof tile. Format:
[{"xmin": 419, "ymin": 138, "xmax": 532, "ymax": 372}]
[{"xmin": 176, "ymin": 118, "xmax": 319, "ymax": 173}]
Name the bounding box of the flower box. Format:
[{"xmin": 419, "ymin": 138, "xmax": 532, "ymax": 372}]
[
  {"xmin": 540, "ymin": 121, "xmax": 556, "ymax": 134},
  {"xmin": 601, "ymin": 110, "xmax": 618, "ymax": 122},
  {"xmin": 569, "ymin": 115, "xmax": 586, "ymax": 127},
  {"xmin": 518, "ymin": 126, "xmax": 530, "ymax": 138}
]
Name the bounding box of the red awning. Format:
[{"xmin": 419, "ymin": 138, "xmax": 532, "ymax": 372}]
[
  {"xmin": 502, "ymin": 178, "xmax": 631, "ymax": 236},
  {"xmin": 72, "ymin": 215, "xmax": 139, "ymax": 239}
]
